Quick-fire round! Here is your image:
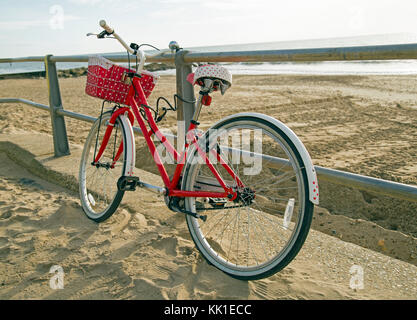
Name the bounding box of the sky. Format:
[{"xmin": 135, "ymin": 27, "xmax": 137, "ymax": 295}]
[{"xmin": 1, "ymin": 0, "xmax": 417, "ymax": 58}]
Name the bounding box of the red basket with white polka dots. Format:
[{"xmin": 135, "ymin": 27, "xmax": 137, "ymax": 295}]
[{"xmin": 85, "ymin": 55, "xmax": 158, "ymax": 105}]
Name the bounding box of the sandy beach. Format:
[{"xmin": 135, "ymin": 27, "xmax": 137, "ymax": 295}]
[{"xmin": 1, "ymin": 74, "xmax": 417, "ymax": 299}]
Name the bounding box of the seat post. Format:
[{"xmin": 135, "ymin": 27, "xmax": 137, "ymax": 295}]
[
  {"xmin": 191, "ymin": 93, "xmax": 204, "ymax": 124},
  {"xmin": 191, "ymin": 79, "xmax": 214, "ymax": 124}
]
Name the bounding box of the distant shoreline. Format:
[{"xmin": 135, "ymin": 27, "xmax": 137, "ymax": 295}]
[{"xmin": 0, "ymin": 62, "xmax": 175, "ymax": 80}]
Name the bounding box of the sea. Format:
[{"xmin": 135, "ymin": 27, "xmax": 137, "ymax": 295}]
[{"xmin": 2, "ymin": 33, "xmax": 417, "ymax": 76}]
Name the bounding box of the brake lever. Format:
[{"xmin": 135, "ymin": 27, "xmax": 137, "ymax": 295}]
[
  {"xmin": 97, "ymin": 30, "xmax": 108, "ymax": 39},
  {"xmin": 87, "ymin": 31, "xmax": 116, "ymax": 40}
]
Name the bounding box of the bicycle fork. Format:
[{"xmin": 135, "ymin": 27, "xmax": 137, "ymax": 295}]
[{"xmin": 93, "ymin": 107, "xmax": 136, "ymax": 178}]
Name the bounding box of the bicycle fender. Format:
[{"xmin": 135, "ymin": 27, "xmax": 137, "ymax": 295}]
[
  {"xmin": 118, "ymin": 113, "xmax": 136, "ymax": 177},
  {"xmin": 207, "ymin": 112, "xmax": 319, "ymax": 205}
]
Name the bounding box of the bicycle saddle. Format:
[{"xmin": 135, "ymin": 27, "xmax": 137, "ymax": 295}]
[{"xmin": 187, "ymin": 64, "xmax": 232, "ymax": 95}]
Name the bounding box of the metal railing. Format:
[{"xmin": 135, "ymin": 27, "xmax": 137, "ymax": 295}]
[{"xmin": 1, "ymin": 42, "xmax": 417, "ymax": 203}]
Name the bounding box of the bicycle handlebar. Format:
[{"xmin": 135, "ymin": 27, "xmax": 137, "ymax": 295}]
[
  {"xmin": 98, "ymin": 19, "xmax": 147, "ymax": 71},
  {"xmin": 99, "ymin": 20, "xmax": 114, "ymax": 34},
  {"xmin": 99, "ymin": 19, "xmax": 135, "ymax": 55}
]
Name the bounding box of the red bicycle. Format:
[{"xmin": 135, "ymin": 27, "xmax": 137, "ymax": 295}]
[{"xmin": 79, "ymin": 20, "xmax": 319, "ymax": 280}]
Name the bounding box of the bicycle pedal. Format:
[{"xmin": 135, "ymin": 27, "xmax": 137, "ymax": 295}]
[{"xmin": 117, "ymin": 176, "xmax": 140, "ymax": 191}]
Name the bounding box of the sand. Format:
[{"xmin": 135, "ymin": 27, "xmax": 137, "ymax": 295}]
[{"xmin": 0, "ymin": 74, "xmax": 417, "ymax": 299}]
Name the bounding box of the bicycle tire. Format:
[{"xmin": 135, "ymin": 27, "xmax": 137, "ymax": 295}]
[
  {"xmin": 79, "ymin": 111, "xmax": 127, "ymax": 222},
  {"xmin": 182, "ymin": 115, "xmax": 314, "ymax": 280}
]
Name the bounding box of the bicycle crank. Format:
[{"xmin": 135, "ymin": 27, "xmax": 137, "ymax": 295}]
[
  {"xmin": 165, "ymin": 195, "xmax": 207, "ymax": 222},
  {"xmin": 179, "ymin": 208, "xmax": 207, "ymax": 222}
]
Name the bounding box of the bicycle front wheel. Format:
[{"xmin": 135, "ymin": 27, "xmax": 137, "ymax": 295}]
[
  {"xmin": 79, "ymin": 111, "xmax": 127, "ymax": 222},
  {"xmin": 182, "ymin": 115, "xmax": 314, "ymax": 280}
]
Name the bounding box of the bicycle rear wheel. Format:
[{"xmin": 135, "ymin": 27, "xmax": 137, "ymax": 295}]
[
  {"xmin": 79, "ymin": 111, "xmax": 127, "ymax": 222},
  {"xmin": 182, "ymin": 115, "xmax": 314, "ymax": 280}
]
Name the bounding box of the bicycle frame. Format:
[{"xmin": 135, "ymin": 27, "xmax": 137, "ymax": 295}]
[{"xmin": 93, "ymin": 76, "xmax": 244, "ymax": 200}]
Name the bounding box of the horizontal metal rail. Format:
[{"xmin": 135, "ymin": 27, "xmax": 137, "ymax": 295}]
[
  {"xmin": 56, "ymin": 109, "xmax": 96, "ymax": 123},
  {"xmin": 315, "ymin": 165, "xmax": 417, "ymax": 203},
  {"xmin": 183, "ymin": 43, "xmax": 417, "ymax": 63},
  {"xmin": 0, "ymin": 98, "xmax": 175, "ymax": 138},
  {"xmin": 0, "ymin": 56, "xmax": 45, "ymax": 63},
  {"xmin": 50, "ymin": 53, "xmax": 175, "ymax": 64},
  {"xmin": 1, "ymin": 97, "xmax": 417, "ymax": 203},
  {"xmin": 0, "ymin": 98, "xmax": 50, "ymax": 111},
  {"xmin": 225, "ymin": 148, "xmax": 417, "ymax": 203},
  {"xmin": 2, "ymin": 42, "xmax": 417, "ymax": 65},
  {"xmin": 58, "ymin": 108, "xmax": 175, "ymax": 138},
  {"xmin": 0, "ymin": 53, "xmax": 174, "ymax": 64}
]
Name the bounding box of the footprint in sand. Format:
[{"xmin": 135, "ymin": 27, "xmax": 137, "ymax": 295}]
[
  {"xmin": 149, "ymin": 236, "xmax": 178, "ymax": 256},
  {"xmin": 0, "ymin": 237, "xmax": 8, "ymax": 247},
  {"xmin": 18, "ymin": 178, "xmax": 43, "ymax": 189},
  {"xmin": 68, "ymin": 237, "xmax": 85, "ymax": 249},
  {"xmin": 125, "ymin": 212, "xmax": 148, "ymax": 230},
  {"xmin": 110, "ymin": 240, "xmax": 141, "ymax": 261},
  {"xmin": 253, "ymin": 281, "xmax": 272, "ymax": 299},
  {"xmin": 153, "ymin": 263, "xmax": 193, "ymax": 291},
  {"xmin": 103, "ymin": 209, "xmax": 131, "ymax": 235},
  {"xmin": 9, "ymin": 213, "xmax": 31, "ymax": 224},
  {"xmin": 13, "ymin": 206, "xmax": 32, "ymax": 214},
  {"xmin": 0, "ymin": 246, "xmax": 10, "ymax": 259},
  {"xmin": 128, "ymin": 278, "xmax": 166, "ymax": 299},
  {"xmin": 0, "ymin": 211, "xmax": 12, "ymax": 220},
  {"xmin": 41, "ymin": 204, "xmax": 96, "ymax": 230}
]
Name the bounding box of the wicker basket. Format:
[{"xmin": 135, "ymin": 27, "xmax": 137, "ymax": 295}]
[{"xmin": 85, "ymin": 55, "xmax": 158, "ymax": 105}]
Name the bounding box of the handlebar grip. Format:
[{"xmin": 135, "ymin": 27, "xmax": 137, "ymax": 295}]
[{"xmin": 99, "ymin": 20, "xmax": 114, "ymax": 34}]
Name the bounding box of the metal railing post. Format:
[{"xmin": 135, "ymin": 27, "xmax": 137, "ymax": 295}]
[
  {"xmin": 44, "ymin": 54, "xmax": 70, "ymax": 157},
  {"xmin": 175, "ymin": 49, "xmax": 195, "ymax": 151}
]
